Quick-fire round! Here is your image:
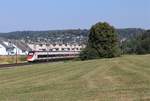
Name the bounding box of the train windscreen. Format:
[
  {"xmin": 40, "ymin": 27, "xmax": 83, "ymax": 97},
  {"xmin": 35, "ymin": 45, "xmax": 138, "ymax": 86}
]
[{"xmin": 28, "ymin": 51, "xmax": 34, "ymax": 56}]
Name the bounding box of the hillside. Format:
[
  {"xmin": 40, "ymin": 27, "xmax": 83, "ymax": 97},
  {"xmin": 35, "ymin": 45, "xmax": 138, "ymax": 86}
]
[
  {"xmin": 0, "ymin": 28, "xmax": 145, "ymax": 44},
  {"xmin": 0, "ymin": 55, "xmax": 150, "ymax": 101}
]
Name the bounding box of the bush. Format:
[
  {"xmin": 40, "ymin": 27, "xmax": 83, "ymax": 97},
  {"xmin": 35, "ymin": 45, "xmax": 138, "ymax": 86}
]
[{"xmin": 80, "ymin": 46, "xmax": 99, "ymax": 60}]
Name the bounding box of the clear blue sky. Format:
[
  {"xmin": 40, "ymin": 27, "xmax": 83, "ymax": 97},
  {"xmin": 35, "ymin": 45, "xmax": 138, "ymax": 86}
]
[{"xmin": 0, "ymin": 0, "xmax": 149, "ymax": 32}]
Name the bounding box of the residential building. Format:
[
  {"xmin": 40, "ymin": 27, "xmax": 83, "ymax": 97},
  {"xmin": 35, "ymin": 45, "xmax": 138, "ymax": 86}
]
[
  {"xmin": 0, "ymin": 39, "xmax": 31, "ymax": 55},
  {"xmin": 28, "ymin": 43, "xmax": 86, "ymax": 52}
]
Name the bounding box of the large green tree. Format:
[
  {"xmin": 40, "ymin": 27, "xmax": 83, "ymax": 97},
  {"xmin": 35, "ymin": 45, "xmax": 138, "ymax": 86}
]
[{"xmin": 87, "ymin": 22, "xmax": 120, "ymax": 58}]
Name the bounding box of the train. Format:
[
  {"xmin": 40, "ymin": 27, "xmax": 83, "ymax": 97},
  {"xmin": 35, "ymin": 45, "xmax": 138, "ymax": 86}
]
[{"xmin": 27, "ymin": 51, "xmax": 80, "ymax": 62}]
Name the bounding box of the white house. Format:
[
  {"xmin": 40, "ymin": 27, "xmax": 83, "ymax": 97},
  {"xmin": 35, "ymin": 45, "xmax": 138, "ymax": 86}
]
[
  {"xmin": 0, "ymin": 40, "xmax": 31, "ymax": 55},
  {"xmin": 0, "ymin": 39, "xmax": 85, "ymax": 55},
  {"xmin": 0, "ymin": 43, "xmax": 8, "ymax": 55},
  {"xmin": 11, "ymin": 41, "xmax": 31, "ymax": 55}
]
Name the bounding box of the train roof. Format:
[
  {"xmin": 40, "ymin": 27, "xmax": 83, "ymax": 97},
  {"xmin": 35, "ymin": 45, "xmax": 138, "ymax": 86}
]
[{"xmin": 29, "ymin": 51, "xmax": 80, "ymax": 53}]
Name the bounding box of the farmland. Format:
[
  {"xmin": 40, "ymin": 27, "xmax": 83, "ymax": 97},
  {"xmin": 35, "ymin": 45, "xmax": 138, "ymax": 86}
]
[{"xmin": 0, "ymin": 55, "xmax": 150, "ymax": 101}]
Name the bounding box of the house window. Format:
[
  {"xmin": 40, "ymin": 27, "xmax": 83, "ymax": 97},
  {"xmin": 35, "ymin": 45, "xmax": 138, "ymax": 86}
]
[
  {"xmin": 80, "ymin": 48, "xmax": 83, "ymax": 50},
  {"xmin": 39, "ymin": 44, "xmax": 43, "ymax": 47},
  {"xmin": 62, "ymin": 48, "xmax": 65, "ymax": 51},
  {"xmin": 53, "ymin": 44, "xmax": 56, "ymax": 47},
  {"xmin": 11, "ymin": 52, "xmax": 15, "ymax": 54},
  {"xmin": 46, "ymin": 44, "xmax": 49, "ymax": 46},
  {"xmin": 56, "ymin": 48, "xmax": 59, "ymax": 51},
  {"xmin": 22, "ymin": 50, "xmax": 26, "ymax": 53}
]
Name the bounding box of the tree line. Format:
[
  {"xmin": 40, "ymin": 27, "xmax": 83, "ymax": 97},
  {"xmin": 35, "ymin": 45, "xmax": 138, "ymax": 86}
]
[{"xmin": 121, "ymin": 30, "xmax": 150, "ymax": 55}]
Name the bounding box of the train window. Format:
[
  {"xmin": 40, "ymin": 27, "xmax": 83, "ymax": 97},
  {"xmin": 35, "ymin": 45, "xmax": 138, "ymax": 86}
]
[
  {"xmin": 49, "ymin": 49, "xmax": 53, "ymax": 51},
  {"xmin": 37, "ymin": 53, "xmax": 75, "ymax": 58},
  {"xmin": 29, "ymin": 53, "xmax": 33, "ymax": 55},
  {"xmin": 42, "ymin": 49, "xmax": 46, "ymax": 51},
  {"xmin": 50, "ymin": 55, "xmax": 56, "ymax": 57},
  {"xmin": 28, "ymin": 52, "xmax": 34, "ymax": 56},
  {"xmin": 65, "ymin": 54, "xmax": 70, "ymax": 56},
  {"xmin": 38, "ymin": 55, "xmax": 46, "ymax": 58}
]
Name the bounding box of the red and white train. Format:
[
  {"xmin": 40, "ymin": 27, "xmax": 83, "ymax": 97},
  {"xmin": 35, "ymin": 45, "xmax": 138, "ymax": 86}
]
[{"xmin": 27, "ymin": 51, "xmax": 80, "ymax": 62}]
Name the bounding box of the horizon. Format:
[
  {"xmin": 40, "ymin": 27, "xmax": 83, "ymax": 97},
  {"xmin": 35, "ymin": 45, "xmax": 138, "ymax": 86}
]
[
  {"xmin": 0, "ymin": 27, "xmax": 147, "ymax": 33},
  {"xmin": 0, "ymin": 0, "xmax": 149, "ymax": 32}
]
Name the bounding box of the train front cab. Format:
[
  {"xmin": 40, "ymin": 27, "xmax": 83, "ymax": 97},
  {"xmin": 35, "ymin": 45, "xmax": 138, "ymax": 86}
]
[{"xmin": 27, "ymin": 51, "xmax": 35, "ymax": 62}]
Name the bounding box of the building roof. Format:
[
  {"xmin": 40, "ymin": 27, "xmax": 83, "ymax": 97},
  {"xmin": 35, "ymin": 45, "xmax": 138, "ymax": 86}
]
[
  {"xmin": 0, "ymin": 40, "xmax": 9, "ymax": 49},
  {"xmin": 12, "ymin": 40, "xmax": 32, "ymax": 51}
]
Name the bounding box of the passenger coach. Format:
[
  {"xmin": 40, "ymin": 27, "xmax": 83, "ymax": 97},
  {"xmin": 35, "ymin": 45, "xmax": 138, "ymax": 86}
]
[{"xmin": 27, "ymin": 51, "xmax": 80, "ymax": 62}]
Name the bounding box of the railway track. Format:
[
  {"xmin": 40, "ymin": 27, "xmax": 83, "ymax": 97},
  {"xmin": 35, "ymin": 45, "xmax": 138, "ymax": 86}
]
[
  {"xmin": 0, "ymin": 63, "xmax": 31, "ymax": 69},
  {"xmin": 0, "ymin": 58, "xmax": 75, "ymax": 69},
  {"xmin": 0, "ymin": 62, "xmax": 51, "ymax": 69}
]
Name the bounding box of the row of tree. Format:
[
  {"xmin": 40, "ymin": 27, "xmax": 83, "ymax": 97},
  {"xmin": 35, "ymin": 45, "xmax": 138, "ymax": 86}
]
[
  {"xmin": 80, "ymin": 22, "xmax": 150, "ymax": 60},
  {"xmin": 121, "ymin": 30, "xmax": 150, "ymax": 54}
]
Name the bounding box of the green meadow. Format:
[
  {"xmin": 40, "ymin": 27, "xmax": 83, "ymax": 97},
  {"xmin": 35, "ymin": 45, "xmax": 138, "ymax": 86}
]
[{"xmin": 0, "ymin": 55, "xmax": 150, "ymax": 101}]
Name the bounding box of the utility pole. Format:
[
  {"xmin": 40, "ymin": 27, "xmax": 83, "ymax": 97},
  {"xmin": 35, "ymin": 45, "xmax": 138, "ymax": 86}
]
[{"xmin": 15, "ymin": 40, "xmax": 18, "ymax": 64}]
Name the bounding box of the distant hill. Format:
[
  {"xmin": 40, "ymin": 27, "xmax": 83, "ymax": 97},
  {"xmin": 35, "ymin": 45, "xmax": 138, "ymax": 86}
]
[
  {"xmin": 117, "ymin": 28, "xmax": 145, "ymax": 40},
  {"xmin": 0, "ymin": 28, "xmax": 145, "ymax": 44},
  {"xmin": 0, "ymin": 29, "xmax": 88, "ymax": 44}
]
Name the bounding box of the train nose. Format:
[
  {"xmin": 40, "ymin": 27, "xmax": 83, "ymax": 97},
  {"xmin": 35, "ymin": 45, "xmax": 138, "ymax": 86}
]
[
  {"xmin": 27, "ymin": 55, "xmax": 33, "ymax": 59},
  {"xmin": 27, "ymin": 51, "xmax": 35, "ymax": 62},
  {"xmin": 27, "ymin": 55, "xmax": 33, "ymax": 61}
]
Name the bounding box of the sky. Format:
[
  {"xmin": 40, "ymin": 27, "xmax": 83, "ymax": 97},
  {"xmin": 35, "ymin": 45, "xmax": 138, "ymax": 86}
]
[{"xmin": 0, "ymin": 0, "xmax": 149, "ymax": 32}]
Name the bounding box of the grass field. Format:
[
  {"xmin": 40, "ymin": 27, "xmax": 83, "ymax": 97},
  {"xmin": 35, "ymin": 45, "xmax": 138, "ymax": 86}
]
[
  {"xmin": 0, "ymin": 55, "xmax": 150, "ymax": 101},
  {"xmin": 0, "ymin": 56, "xmax": 26, "ymax": 64}
]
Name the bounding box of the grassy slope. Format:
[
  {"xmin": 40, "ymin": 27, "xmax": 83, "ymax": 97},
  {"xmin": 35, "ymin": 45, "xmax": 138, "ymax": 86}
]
[{"xmin": 0, "ymin": 55, "xmax": 150, "ymax": 101}]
